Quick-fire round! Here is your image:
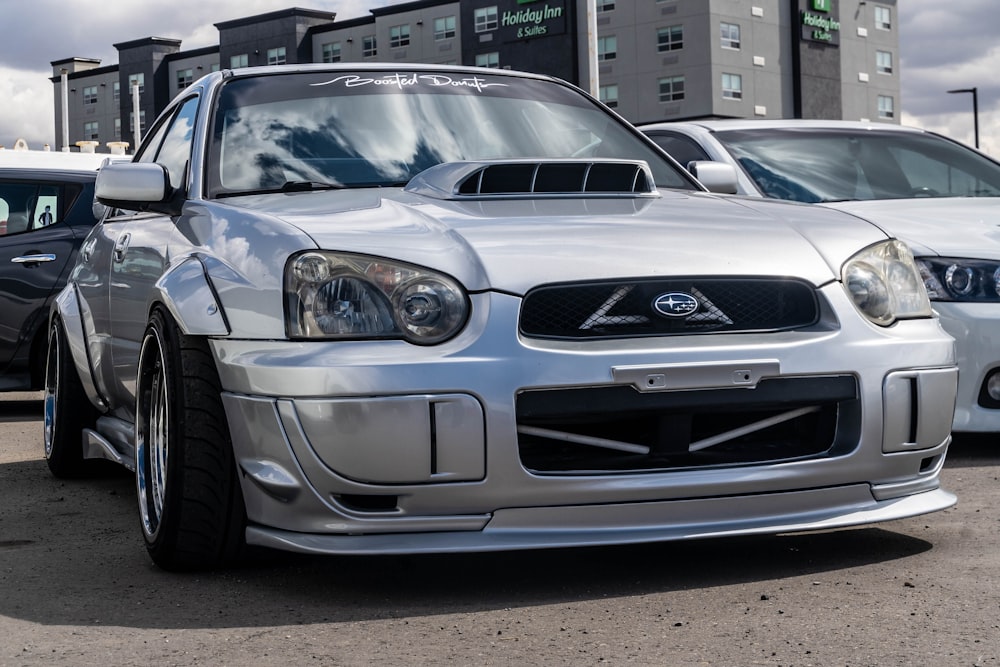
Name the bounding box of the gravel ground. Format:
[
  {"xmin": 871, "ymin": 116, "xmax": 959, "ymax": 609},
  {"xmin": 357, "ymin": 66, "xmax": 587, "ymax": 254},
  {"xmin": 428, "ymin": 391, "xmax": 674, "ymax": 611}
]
[{"xmin": 1, "ymin": 392, "xmax": 998, "ymax": 666}]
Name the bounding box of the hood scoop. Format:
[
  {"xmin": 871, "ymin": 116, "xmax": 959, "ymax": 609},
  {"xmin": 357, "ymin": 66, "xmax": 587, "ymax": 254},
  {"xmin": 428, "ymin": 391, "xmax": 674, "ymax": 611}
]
[{"xmin": 405, "ymin": 159, "xmax": 659, "ymax": 200}]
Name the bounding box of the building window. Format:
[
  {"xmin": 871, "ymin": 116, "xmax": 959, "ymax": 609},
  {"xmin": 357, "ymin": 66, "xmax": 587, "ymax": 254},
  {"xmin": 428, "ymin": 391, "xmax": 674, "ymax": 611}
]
[
  {"xmin": 177, "ymin": 68, "xmax": 194, "ymax": 89},
  {"xmin": 128, "ymin": 73, "xmax": 144, "ymax": 94},
  {"xmin": 230, "ymin": 54, "xmax": 248, "ymax": 68},
  {"xmin": 83, "ymin": 121, "xmax": 99, "ymax": 140},
  {"xmin": 362, "ymin": 35, "xmax": 377, "ymax": 58},
  {"xmin": 475, "ymin": 52, "xmax": 500, "ymax": 68},
  {"xmin": 322, "ymin": 42, "xmax": 341, "ymax": 63},
  {"xmin": 599, "ymin": 84, "xmax": 619, "ymax": 108},
  {"xmin": 722, "ymin": 73, "xmax": 743, "ymax": 100},
  {"xmin": 475, "ymin": 6, "xmax": 498, "ymax": 33},
  {"xmin": 114, "ymin": 117, "xmax": 121, "ymax": 139},
  {"xmin": 267, "ymin": 47, "xmax": 286, "ymax": 65},
  {"xmin": 876, "ymin": 50, "xmax": 893, "ymax": 74},
  {"xmin": 597, "ymin": 36, "xmax": 617, "ymax": 61},
  {"xmin": 657, "ymin": 25, "xmax": 683, "ymax": 52},
  {"xmin": 390, "ymin": 24, "xmax": 410, "ymax": 48},
  {"xmin": 113, "ymin": 81, "xmax": 120, "ymax": 101},
  {"xmin": 721, "ymin": 22, "xmax": 741, "ymax": 49},
  {"xmin": 658, "ymin": 76, "xmax": 684, "ymax": 102},
  {"xmin": 874, "ymin": 5, "xmax": 891, "ymax": 30},
  {"xmin": 878, "ymin": 95, "xmax": 894, "ymax": 119},
  {"xmin": 434, "ymin": 15, "xmax": 456, "ymax": 40},
  {"xmin": 597, "ymin": 0, "xmax": 615, "ymax": 10},
  {"xmin": 83, "ymin": 86, "xmax": 98, "ymax": 106}
]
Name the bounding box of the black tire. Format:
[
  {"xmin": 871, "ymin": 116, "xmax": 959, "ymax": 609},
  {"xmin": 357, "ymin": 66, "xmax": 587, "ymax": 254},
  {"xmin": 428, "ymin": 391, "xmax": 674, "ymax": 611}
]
[
  {"xmin": 135, "ymin": 307, "xmax": 246, "ymax": 571},
  {"xmin": 43, "ymin": 317, "xmax": 98, "ymax": 478}
]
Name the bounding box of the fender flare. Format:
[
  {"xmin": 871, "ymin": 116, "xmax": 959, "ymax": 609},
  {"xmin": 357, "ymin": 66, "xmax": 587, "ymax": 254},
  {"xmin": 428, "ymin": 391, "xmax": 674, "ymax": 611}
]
[
  {"xmin": 152, "ymin": 256, "xmax": 230, "ymax": 336},
  {"xmin": 51, "ymin": 285, "xmax": 107, "ymax": 411}
]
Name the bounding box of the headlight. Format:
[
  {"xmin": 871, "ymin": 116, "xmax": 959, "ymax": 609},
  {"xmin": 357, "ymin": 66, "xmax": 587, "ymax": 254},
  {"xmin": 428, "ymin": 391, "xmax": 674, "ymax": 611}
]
[
  {"xmin": 285, "ymin": 252, "xmax": 469, "ymax": 344},
  {"xmin": 842, "ymin": 240, "xmax": 932, "ymax": 326},
  {"xmin": 916, "ymin": 257, "xmax": 1000, "ymax": 302}
]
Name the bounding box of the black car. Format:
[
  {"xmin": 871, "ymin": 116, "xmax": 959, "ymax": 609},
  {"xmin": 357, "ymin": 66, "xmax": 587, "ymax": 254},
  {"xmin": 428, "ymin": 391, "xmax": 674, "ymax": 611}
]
[{"xmin": 0, "ymin": 151, "xmax": 109, "ymax": 391}]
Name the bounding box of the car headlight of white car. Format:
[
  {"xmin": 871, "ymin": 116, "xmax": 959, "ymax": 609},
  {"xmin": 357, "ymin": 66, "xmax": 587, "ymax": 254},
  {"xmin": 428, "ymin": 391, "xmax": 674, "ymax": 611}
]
[
  {"xmin": 842, "ymin": 240, "xmax": 933, "ymax": 326},
  {"xmin": 916, "ymin": 257, "xmax": 1000, "ymax": 303},
  {"xmin": 285, "ymin": 251, "xmax": 469, "ymax": 343}
]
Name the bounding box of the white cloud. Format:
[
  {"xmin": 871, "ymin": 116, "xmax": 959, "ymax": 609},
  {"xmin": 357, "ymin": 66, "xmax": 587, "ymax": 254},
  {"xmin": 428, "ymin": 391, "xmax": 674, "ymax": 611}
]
[{"xmin": 0, "ymin": 68, "xmax": 55, "ymax": 150}]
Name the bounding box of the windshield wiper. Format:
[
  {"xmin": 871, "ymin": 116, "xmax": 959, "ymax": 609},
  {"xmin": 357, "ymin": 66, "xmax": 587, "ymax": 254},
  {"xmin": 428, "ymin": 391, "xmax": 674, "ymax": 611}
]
[
  {"xmin": 279, "ymin": 180, "xmax": 345, "ymax": 192},
  {"xmin": 215, "ymin": 179, "xmax": 406, "ymax": 199}
]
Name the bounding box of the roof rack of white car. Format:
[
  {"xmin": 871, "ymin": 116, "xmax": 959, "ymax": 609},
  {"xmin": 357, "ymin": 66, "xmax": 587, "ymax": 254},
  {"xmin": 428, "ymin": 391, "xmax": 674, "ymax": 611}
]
[{"xmin": 0, "ymin": 147, "xmax": 121, "ymax": 171}]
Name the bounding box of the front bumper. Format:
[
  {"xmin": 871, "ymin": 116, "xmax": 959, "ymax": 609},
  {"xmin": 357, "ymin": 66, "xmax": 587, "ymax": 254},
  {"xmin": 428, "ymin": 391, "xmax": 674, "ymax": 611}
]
[
  {"xmin": 934, "ymin": 301, "xmax": 1000, "ymax": 432},
  {"xmin": 212, "ymin": 287, "xmax": 957, "ymax": 554}
]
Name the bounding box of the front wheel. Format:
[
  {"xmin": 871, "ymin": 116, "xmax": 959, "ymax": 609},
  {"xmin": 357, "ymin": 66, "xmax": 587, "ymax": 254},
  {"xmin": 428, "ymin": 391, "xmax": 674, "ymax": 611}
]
[{"xmin": 135, "ymin": 307, "xmax": 246, "ymax": 571}]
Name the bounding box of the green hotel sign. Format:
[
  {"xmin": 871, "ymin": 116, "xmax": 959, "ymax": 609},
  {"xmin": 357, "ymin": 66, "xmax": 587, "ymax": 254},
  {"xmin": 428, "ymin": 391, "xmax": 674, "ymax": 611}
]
[
  {"xmin": 801, "ymin": 0, "xmax": 840, "ymax": 44},
  {"xmin": 502, "ymin": 0, "xmax": 566, "ymax": 39}
]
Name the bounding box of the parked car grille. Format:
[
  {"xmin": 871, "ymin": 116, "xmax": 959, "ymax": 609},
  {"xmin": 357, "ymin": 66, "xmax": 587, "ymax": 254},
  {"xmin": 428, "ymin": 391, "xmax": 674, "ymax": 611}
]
[
  {"xmin": 516, "ymin": 376, "xmax": 859, "ymax": 474},
  {"xmin": 519, "ymin": 278, "xmax": 819, "ymax": 339}
]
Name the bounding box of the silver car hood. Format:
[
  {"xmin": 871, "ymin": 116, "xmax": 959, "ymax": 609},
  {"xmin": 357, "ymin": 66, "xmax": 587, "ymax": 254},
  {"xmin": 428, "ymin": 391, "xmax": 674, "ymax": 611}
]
[
  {"xmin": 825, "ymin": 198, "xmax": 1000, "ymax": 260},
  {"xmin": 236, "ymin": 188, "xmax": 887, "ymax": 293}
]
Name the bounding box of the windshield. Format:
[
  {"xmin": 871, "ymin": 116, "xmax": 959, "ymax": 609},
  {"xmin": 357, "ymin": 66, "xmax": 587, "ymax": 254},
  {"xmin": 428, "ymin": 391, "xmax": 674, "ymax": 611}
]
[
  {"xmin": 714, "ymin": 127, "xmax": 1000, "ymax": 203},
  {"xmin": 207, "ymin": 70, "xmax": 693, "ymax": 197}
]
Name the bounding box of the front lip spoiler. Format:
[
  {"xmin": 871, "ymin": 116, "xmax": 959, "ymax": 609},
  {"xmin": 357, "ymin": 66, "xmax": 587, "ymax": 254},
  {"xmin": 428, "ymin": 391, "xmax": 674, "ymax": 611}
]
[{"xmin": 244, "ymin": 485, "xmax": 956, "ymax": 556}]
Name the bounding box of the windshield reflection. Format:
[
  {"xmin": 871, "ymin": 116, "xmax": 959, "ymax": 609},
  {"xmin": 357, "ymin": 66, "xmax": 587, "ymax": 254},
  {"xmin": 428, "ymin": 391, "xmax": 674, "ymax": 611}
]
[
  {"xmin": 208, "ymin": 71, "xmax": 689, "ymax": 197},
  {"xmin": 716, "ymin": 129, "xmax": 1000, "ymax": 202}
]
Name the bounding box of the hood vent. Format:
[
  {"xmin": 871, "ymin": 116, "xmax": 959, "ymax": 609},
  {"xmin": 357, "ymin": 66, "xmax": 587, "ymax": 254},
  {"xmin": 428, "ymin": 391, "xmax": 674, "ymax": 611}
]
[{"xmin": 405, "ymin": 160, "xmax": 658, "ymax": 200}]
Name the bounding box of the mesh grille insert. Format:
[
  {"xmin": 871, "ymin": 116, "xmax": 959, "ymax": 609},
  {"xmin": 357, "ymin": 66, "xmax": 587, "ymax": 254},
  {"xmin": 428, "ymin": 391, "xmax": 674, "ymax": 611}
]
[{"xmin": 520, "ymin": 277, "xmax": 819, "ymax": 339}]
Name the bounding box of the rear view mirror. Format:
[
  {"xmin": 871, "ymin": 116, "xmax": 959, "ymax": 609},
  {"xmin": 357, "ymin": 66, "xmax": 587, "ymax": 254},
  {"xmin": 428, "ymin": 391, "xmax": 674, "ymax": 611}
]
[
  {"xmin": 95, "ymin": 162, "xmax": 174, "ymax": 213},
  {"xmin": 688, "ymin": 161, "xmax": 739, "ymax": 194}
]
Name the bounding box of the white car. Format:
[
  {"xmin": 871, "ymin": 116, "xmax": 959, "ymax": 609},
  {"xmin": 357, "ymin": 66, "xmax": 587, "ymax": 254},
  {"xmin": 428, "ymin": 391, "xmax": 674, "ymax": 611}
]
[
  {"xmin": 642, "ymin": 119, "xmax": 1000, "ymax": 432},
  {"xmin": 46, "ymin": 66, "xmax": 957, "ymax": 570}
]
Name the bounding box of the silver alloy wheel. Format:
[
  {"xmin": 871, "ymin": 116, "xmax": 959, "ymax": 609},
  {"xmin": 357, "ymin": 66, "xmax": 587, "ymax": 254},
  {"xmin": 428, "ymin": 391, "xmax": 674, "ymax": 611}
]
[
  {"xmin": 136, "ymin": 329, "xmax": 169, "ymax": 540},
  {"xmin": 42, "ymin": 322, "xmax": 59, "ymax": 459}
]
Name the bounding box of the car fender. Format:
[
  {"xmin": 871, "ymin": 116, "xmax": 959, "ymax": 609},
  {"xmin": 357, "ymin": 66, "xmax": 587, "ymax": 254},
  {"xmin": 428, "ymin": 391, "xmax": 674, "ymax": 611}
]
[
  {"xmin": 152, "ymin": 256, "xmax": 230, "ymax": 337},
  {"xmin": 51, "ymin": 285, "xmax": 108, "ymax": 411}
]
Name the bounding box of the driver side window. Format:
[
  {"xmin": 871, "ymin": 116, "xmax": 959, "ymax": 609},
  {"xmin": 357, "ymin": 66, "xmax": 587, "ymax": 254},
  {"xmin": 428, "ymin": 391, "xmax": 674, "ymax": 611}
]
[{"xmin": 135, "ymin": 95, "xmax": 200, "ymax": 192}]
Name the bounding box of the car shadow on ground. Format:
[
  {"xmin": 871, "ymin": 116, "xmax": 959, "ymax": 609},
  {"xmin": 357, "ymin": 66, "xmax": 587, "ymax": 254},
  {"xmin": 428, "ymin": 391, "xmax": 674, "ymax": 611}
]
[
  {"xmin": 0, "ymin": 452, "xmax": 941, "ymax": 631},
  {"xmin": 945, "ymin": 433, "xmax": 1000, "ymax": 468},
  {"xmin": 0, "ymin": 397, "xmax": 43, "ymax": 424}
]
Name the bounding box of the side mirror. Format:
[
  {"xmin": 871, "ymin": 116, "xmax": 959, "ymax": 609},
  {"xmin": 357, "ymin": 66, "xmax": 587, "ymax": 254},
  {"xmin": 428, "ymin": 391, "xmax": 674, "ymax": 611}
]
[
  {"xmin": 687, "ymin": 161, "xmax": 739, "ymax": 195},
  {"xmin": 95, "ymin": 162, "xmax": 176, "ymax": 214}
]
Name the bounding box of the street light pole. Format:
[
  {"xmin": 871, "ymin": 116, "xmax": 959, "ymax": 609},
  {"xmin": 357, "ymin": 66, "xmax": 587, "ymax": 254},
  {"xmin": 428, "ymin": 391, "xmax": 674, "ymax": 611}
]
[{"xmin": 947, "ymin": 87, "xmax": 979, "ymax": 149}]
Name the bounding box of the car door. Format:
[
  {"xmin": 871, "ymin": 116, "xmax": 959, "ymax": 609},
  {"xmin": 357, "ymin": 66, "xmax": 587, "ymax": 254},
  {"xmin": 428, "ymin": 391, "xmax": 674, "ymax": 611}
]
[
  {"xmin": 0, "ymin": 177, "xmax": 82, "ymax": 383},
  {"xmin": 106, "ymin": 95, "xmax": 200, "ymax": 416}
]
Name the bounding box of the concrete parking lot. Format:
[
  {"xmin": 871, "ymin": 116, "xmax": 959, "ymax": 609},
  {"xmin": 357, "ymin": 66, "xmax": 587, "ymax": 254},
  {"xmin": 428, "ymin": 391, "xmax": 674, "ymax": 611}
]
[{"xmin": 1, "ymin": 392, "xmax": 998, "ymax": 666}]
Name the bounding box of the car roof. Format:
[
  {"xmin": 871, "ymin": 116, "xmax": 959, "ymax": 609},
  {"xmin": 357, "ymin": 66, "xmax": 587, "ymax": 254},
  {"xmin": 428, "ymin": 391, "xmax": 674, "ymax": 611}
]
[
  {"xmin": 642, "ymin": 118, "xmax": 929, "ymax": 135},
  {"xmin": 0, "ymin": 150, "xmax": 114, "ymax": 172}
]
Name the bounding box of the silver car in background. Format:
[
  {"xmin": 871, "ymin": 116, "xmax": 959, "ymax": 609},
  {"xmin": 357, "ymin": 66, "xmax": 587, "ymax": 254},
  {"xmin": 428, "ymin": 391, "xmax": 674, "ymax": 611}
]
[
  {"xmin": 46, "ymin": 66, "xmax": 957, "ymax": 570},
  {"xmin": 642, "ymin": 119, "xmax": 1000, "ymax": 432}
]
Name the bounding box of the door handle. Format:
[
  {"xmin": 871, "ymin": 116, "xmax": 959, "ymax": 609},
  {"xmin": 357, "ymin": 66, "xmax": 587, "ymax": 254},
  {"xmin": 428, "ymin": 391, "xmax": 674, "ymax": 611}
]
[
  {"xmin": 11, "ymin": 253, "xmax": 57, "ymax": 264},
  {"xmin": 113, "ymin": 233, "xmax": 131, "ymax": 263}
]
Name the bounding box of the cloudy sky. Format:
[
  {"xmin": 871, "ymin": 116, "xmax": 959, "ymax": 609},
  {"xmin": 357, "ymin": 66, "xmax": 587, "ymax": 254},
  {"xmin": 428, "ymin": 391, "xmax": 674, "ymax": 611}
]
[{"xmin": 0, "ymin": 0, "xmax": 996, "ymax": 155}]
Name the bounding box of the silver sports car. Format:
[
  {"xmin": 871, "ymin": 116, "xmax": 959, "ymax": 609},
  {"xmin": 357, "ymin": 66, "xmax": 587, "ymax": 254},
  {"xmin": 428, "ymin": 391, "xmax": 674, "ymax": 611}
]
[{"xmin": 46, "ymin": 65, "xmax": 957, "ymax": 570}]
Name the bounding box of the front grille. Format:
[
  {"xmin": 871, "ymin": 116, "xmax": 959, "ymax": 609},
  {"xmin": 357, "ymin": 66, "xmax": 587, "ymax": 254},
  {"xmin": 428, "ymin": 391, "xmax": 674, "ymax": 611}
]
[
  {"xmin": 520, "ymin": 278, "xmax": 819, "ymax": 339},
  {"xmin": 516, "ymin": 376, "xmax": 859, "ymax": 474}
]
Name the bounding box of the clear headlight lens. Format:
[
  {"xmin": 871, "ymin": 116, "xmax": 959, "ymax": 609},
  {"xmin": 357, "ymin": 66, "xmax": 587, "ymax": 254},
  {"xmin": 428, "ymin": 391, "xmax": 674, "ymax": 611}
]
[
  {"xmin": 842, "ymin": 240, "xmax": 932, "ymax": 326},
  {"xmin": 917, "ymin": 257, "xmax": 1000, "ymax": 302},
  {"xmin": 285, "ymin": 252, "xmax": 469, "ymax": 344}
]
